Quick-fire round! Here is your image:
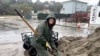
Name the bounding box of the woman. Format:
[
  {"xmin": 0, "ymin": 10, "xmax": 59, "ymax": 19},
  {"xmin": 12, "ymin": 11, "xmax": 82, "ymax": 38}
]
[{"xmin": 31, "ymin": 13, "xmax": 59, "ymax": 56}]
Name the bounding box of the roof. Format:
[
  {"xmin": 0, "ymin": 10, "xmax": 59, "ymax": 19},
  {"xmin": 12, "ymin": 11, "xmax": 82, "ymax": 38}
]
[{"xmin": 63, "ymin": 0, "xmax": 87, "ymax": 4}]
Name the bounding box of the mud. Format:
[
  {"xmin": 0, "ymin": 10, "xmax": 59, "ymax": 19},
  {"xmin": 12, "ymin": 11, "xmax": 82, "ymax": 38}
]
[{"xmin": 58, "ymin": 27, "xmax": 100, "ymax": 56}]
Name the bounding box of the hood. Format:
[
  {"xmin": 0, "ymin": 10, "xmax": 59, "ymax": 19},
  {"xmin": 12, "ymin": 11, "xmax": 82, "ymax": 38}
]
[
  {"xmin": 45, "ymin": 13, "xmax": 56, "ymax": 30},
  {"xmin": 46, "ymin": 13, "xmax": 56, "ymax": 21}
]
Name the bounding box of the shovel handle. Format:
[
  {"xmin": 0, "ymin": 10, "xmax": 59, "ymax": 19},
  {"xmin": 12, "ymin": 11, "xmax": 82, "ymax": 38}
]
[
  {"xmin": 15, "ymin": 9, "xmax": 23, "ymax": 18},
  {"xmin": 15, "ymin": 9, "xmax": 38, "ymax": 35}
]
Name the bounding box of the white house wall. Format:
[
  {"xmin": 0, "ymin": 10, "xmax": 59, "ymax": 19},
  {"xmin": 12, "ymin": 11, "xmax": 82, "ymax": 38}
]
[
  {"xmin": 61, "ymin": 1, "xmax": 87, "ymax": 14},
  {"xmin": 76, "ymin": 2, "xmax": 87, "ymax": 12},
  {"xmin": 61, "ymin": 1, "xmax": 74, "ymax": 14}
]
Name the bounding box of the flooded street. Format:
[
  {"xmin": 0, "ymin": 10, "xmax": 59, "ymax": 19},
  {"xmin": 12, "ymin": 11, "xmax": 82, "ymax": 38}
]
[
  {"xmin": 0, "ymin": 16, "xmax": 98, "ymax": 56},
  {"xmin": 0, "ymin": 31, "xmax": 24, "ymax": 56}
]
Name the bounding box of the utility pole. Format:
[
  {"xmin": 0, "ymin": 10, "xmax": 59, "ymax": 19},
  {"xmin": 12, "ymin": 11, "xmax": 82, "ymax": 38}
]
[
  {"xmin": 74, "ymin": 0, "xmax": 77, "ymax": 24},
  {"xmin": 98, "ymin": 0, "xmax": 100, "ymax": 6}
]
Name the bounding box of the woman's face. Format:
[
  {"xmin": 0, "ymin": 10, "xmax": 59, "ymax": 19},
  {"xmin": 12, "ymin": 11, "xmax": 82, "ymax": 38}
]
[{"xmin": 48, "ymin": 18, "xmax": 55, "ymax": 25}]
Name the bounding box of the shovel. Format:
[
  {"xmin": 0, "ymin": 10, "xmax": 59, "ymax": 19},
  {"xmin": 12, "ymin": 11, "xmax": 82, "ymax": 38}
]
[{"xmin": 15, "ymin": 9, "xmax": 38, "ymax": 35}]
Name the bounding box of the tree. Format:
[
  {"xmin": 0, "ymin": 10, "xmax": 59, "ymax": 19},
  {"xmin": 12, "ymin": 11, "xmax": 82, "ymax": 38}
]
[
  {"xmin": 0, "ymin": 0, "xmax": 63, "ymax": 15},
  {"xmin": 0, "ymin": 0, "xmax": 11, "ymax": 15},
  {"xmin": 0, "ymin": 0, "xmax": 33, "ymax": 15},
  {"xmin": 16, "ymin": 0, "xmax": 32, "ymax": 3},
  {"xmin": 49, "ymin": 2, "xmax": 63, "ymax": 13},
  {"xmin": 10, "ymin": 3, "xmax": 33, "ymax": 15},
  {"xmin": 33, "ymin": 1, "xmax": 43, "ymax": 13},
  {"xmin": 33, "ymin": 1, "xmax": 63, "ymax": 13},
  {"xmin": 1, "ymin": 0, "xmax": 10, "ymax": 4}
]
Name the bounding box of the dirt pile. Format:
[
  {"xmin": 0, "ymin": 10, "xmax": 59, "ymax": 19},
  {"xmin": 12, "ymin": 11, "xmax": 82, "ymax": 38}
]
[{"xmin": 58, "ymin": 27, "xmax": 100, "ymax": 56}]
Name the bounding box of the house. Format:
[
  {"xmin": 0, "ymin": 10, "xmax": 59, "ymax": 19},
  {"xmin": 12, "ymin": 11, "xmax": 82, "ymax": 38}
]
[{"xmin": 60, "ymin": 0, "xmax": 88, "ymax": 14}]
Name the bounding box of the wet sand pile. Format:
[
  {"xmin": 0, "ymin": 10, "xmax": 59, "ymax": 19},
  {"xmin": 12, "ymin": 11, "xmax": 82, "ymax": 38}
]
[{"xmin": 58, "ymin": 27, "xmax": 100, "ymax": 56}]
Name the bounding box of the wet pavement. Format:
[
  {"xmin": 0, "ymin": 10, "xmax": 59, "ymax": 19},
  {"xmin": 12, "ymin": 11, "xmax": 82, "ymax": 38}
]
[{"xmin": 0, "ymin": 17, "xmax": 98, "ymax": 56}]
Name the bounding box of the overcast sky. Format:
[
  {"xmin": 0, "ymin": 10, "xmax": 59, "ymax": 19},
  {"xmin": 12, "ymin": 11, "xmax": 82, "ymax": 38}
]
[{"xmin": 32, "ymin": 0, "xmax": 99, "ymax": 5}]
